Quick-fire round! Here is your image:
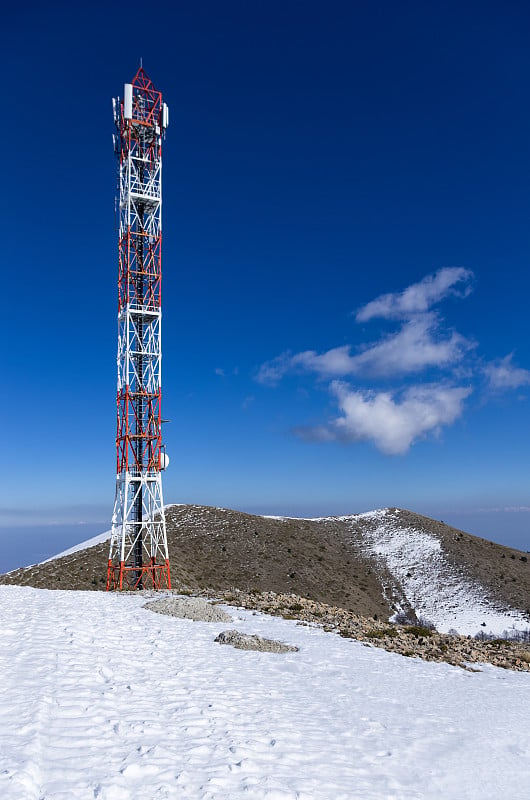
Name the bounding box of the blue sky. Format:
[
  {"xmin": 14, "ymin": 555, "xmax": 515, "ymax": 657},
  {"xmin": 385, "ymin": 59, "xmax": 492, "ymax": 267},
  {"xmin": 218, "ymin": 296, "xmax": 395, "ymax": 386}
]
[{"xmin": 2, "ymin": 1, "xmax": 530, "ymax": 568}]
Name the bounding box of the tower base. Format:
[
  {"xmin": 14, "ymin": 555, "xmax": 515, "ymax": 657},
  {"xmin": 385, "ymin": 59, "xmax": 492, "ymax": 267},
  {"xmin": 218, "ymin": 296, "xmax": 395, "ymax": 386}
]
[
  {"xmin": 106, "ymin": 558, "xmax": 171, "ymax": 591},
  {"xmin": 107, "ymin": 473, "xmax": 171, "ymax": 591}
]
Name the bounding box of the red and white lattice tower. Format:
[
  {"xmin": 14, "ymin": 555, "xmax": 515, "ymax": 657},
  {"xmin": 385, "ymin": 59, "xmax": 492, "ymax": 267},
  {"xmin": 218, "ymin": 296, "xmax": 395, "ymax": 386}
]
[{"xmin": 107, "ymin": 67, "xmax": 171, "ymax": 591}]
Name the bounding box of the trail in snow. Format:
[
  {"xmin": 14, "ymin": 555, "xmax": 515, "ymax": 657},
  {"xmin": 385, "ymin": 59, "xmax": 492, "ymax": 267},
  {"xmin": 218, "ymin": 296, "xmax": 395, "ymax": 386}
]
[
  {"xmin": 341, "ymin": 509, "xmax": 529, "ymax": 635},
  {"xmin": 0, "ymin": 586, "xmax": 529, "ymax": 800}
]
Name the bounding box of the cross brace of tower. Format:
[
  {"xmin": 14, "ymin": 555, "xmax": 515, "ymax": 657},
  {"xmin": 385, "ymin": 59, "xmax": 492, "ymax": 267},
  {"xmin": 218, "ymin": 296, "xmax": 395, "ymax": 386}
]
[{"xmin": 107, "ymin": 67, "xmax": 171, "ymax": 591}]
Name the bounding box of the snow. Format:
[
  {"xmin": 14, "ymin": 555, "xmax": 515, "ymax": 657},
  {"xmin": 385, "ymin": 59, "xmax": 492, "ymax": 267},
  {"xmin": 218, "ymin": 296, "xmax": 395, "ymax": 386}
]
[
  {"xmin": 307, "ymin": 508, "xmax": 390, "ymax": 523},
  {"xmin": 1, "ymin": 586, "xmax": 529, "ymax": 800},
  {"xmin": 43, "ymin": 529, "xmax": 111, "ymax": 562},
  {"xmin": 342, "ymin": 510, "xmax": 529, "ymax": 636}
]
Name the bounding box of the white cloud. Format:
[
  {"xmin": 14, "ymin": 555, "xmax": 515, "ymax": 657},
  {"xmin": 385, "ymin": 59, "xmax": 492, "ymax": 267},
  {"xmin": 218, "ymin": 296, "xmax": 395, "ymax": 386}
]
[
  {"xmin": 255, "ymin": 352, "xmax": 296, "ymax": 385},
  {"xmin": 254, "ymin": 268, "xmax": 527, "ymax": 455},
  {"xmin": 256, "ymin": 269, "xmax": 475, "ymax": 387},
  {"xmin": 301, "ymin": 381, "xmax": 472, "ymax": 455},
  {"xmin": 483, "ymin": 354, "xmax": 530, "ymax": 391},
  {"xmin": 350, "ymin": 314, "xmax": 471, "ymax": 376},
  {"xmin": 256, "ymin": 314, "xmax": 471, "ymax": 383},
  {"xmin": 256, "ymin": 347, "xmax": 356, "ymax": 385},
  {"xmin": 290, "ymin": 346, "xmax": 357, "ymax": 377},
  {"xmin": 356, "ymin": 267, "xmax": 473, "ymax": 322}
]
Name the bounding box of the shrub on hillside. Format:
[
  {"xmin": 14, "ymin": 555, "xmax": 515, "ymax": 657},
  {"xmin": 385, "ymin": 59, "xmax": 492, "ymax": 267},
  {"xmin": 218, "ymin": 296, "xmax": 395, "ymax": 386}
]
[
  {"xmin": 416, "ymin": 615, "xmax": 436, "ymax": 631},
  {"xmin": 394, "ymin": 610, "xmax": 436, "ymax": 631},
  {"xmin": 474, "ymin": 627, "xmax": 530, "ymax": 643},
  {"xmin": 393, "ymin": 609, "xmax": 417, "ymax": 625},
  {"xmin": 404, "ymin": 625, "xmax": 434, "ymax": 638},
  {"xmin": 366, "ymin": 627, "xmax": 398, "ymax": 639}
]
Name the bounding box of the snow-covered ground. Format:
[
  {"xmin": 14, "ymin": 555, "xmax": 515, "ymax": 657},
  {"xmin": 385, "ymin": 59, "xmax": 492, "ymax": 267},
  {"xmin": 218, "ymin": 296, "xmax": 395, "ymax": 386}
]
[
  {"xmin": 341, "ymin": 509, "xmax": 529, "ymax": 636},
  {"xmin": 1, "ymin": 586, "xmax": 529, "ymax": 800}
]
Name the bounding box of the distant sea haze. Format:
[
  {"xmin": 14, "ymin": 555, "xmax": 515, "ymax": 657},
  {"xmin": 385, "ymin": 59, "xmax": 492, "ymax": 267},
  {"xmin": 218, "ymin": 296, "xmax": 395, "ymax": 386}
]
[
  {"xmin": 0, "ymin": 523, "xmax": 107, "ymax": 574},
  {"xmin": 438, "ymin": 511, "xmax": 530, "ymax": 554}
]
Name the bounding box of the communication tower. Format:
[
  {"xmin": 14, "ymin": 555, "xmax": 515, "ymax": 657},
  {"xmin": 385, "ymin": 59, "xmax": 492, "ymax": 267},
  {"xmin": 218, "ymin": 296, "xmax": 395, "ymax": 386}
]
[{"xmin": 107, "ymin": 67, "xmax": 171, "ymax": 590}]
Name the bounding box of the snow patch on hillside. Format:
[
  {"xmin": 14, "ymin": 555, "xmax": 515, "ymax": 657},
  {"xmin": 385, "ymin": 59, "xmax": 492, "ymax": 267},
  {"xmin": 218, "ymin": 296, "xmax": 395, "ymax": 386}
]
[
  {"xmin": 47, "ymin": 505, "xmax": 182, "ymax": 562},
  {"xmin": 344, "ymin": 509, "xmax": 528, "ymax": 636},
  {"xmin": 44, "ymin": 529, "xmax": 111, "ymax": 562}
]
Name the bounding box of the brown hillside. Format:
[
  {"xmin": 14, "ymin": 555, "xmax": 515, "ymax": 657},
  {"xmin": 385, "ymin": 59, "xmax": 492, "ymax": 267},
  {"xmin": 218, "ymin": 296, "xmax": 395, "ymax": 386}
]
[{"xmin": 1, "ymin": 504, "xmax": 528, "ymax": 623}]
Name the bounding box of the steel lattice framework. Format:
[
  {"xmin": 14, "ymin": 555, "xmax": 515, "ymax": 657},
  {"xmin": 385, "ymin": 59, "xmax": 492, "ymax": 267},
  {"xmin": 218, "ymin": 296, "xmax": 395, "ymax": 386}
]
[{"xmin": 107, "ymin": 67, "xmax": 171, "ymax": 591}]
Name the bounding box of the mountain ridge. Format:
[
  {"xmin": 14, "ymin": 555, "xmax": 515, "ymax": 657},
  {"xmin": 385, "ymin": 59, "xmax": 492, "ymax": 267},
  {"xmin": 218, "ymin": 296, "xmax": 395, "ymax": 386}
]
[{"xmin": 1, "ymin": 504, "xmax": 528, "ymax": 636}]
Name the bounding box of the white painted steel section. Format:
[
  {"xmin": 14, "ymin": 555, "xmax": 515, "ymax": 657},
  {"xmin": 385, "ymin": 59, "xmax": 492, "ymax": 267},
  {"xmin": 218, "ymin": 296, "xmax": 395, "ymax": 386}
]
[
  {"xmin": 109, "ymin": 473, "xmax": 167, "ymax": 566},
  {"xmin": 116, "ymin": 312, "xmax": 161, "ymax": 394}
]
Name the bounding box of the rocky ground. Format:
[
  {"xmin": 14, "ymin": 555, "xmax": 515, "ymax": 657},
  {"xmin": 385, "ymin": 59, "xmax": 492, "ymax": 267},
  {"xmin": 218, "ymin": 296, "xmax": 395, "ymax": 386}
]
[{"xmin": 207, "ymin": 588, "xmax": 530, "ymax": 672}]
